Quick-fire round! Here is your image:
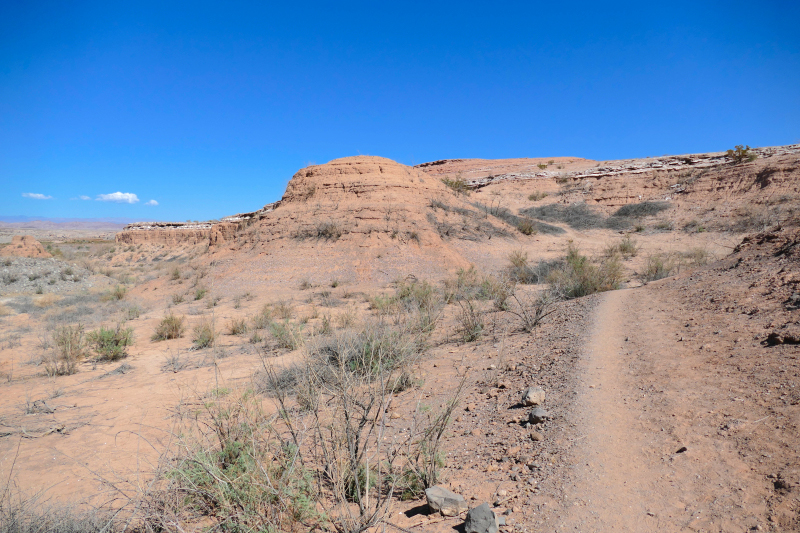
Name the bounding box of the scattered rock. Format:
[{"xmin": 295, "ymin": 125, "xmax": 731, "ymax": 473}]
[
  {"xmin": 529, "ymin": 430, "xmax": 544, "ymax": 441},
  {"xmin": 466, "ymin": 403, "xmax": 477, "ymax": 412},
  {"xmin": 528, "ymin": 407, "xmax": 551, "ymax": 424},
  {"xmin": 767, "ymin": 327, "xmax": 800, "ymax": 345},
  {"xmin": 521, "ymin": 386, "xmax": 545, "ymax": 406},
  {"xmin": 471, "ymin": 428, "xmax": 482, "ymax": 436},
  {"xmin": 464, "ymin": 502, "xmax": 499, "ymax": 533},
  {"xmin": 425, "ymin": 486, "xmax": 468, "ymax": 516}
]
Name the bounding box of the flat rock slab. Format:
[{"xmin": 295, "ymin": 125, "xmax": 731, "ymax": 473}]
[{"xmin": 425, "ymin": 486, "xmax": 468, "ymax": 516}]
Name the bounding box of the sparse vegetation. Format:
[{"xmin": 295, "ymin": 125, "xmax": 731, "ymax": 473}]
[
  {"xmin": 642, "ymin": 253, "xmax": 679, "ymax": 282},
  {"xmin": 613, "ymin": 201, "xmax": 669, "ymax": 218},
  {"xmin": 547, "ymin": 242, "xmax": 623, "ymax": 299},
  {"xmin": 151, "ymin": 313, "xmax": 186, "ymax": 341},
  {"xmin": 171, "ymin": 293, "xmax": 184, "ymax": 305},
  {"xmin": 727, "ymin": 144, "xmax": 757, "ymax": 164},
  {"xmin": 268, "ymin": 320, "xmax": 304, "ymax": 350},
  {"xmin": 316, "ymin": 221, "xmax": 343, "ymax": 240},
  {"xmin": 517, "ymin": 218, "xmax": 537, "ymax": 235},
  {"xmin": 528, "ymin": 191, "xmax": 548, "ymax": 201},
  {"xmin": 86, "ymin": 324, "xmax": 134, "ymax": 361},
  {"xmin": 226, "ymin": 317, "xmax": 248, "ymax": 336},
  {"xmin": 441, "ymin": 175, "xmax": 470, "ymax": 195},
  {"xmin": 192, "ymin": 319, "xmax": 216, "ymax": 348},
  {"xmin": 455, "ymin": 300, "xmax": 483, "ymax": 342},
  {"xmin": 194, "ymin": 287, "xmax": 207, "ymax": 300},
  {"xmin": 45, "ymin": 324, "xmax": 86, "ymax": 376}
]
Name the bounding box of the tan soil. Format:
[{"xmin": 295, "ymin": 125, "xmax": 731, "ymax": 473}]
[{"xmin": 0, "ymin": 236, "xmax": 52, "ymax": 259}]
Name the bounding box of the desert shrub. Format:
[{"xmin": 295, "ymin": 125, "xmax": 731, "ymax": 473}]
[
  {"xmin": 194, "ymin": 287, "xmax": 207, "ymax": 300},
  {"xmin": 517, "ymin": 218, "xmax": 537, "ymax": 235},
  {"xmin": 613, "ymin": 201, "xmax": 669, "ymax": 218},
  {"xmin": 269, "ymin": 321, "xmax": 304, "ymax": 350},
  {"xmin": 642, "ymin": 253, "xmax": 679, "ymax": 282},
  {"xmin": 170, "ymin": 267, "xmax": 181, "ymax": 280},
  {"xmin": 653, "ymin": 220, "xmax": 674, "ymax": 231},
  {"xmin": 299, "ymin": 279, "xmax": 312, "ymax": 290},
  {"xmin": 274, "ymin": 300, "xmax": 294, "ymax": 320},
  {"xmin": 548, "ymin": 243, "xmax": 623, "ymax": 299},
  {"xmin": 335, "ymin": 307, "xmax": 357, "ymax": 329},
  {"xmin": 192, "ymin": 320, "xmax": 216, "ymax": 349},
  {"xmin": 251, "ymin": 304, "xmax": 273, "ymax": 329},
  {"xmin": 316, "ymin": 222, "xmax": 342, "ymax": 240},
  {"xmin": 441, "ymin": 175, "xmax": 470, "ymax": 195},
  {"xmin": 226, "ymin": 317, "xmax": 248, "ymax": 336},
  {"xmin": 683, "ymin": 247, "xmax": 711, "ymax": 267},
  {"xmin": 727, "ymin": 144, "xmax": 757, "ymax": 164},
  {"xmin": 86, "ymin": 324, "xmax": 134, "ymax": 361},
  {"xmin": 455, "ymin": 300, "xmax": 483, "ymax": 342},
  {"xmin": 137, "ymin": 388, "xmax": 319, "ymax": 533},
  {"xmin": 171, "ymin": 293, "xmax": 184, "ymax": 305},
  {"xmin": 605, "ymin": 234, "xmax": 638, "ymax": 258},
  {"xmin": 521, "ymin": 202, "xmax": 605, "ymax": 229},
  {"xmin": 528, "ymin": 191, "xmax": 548, "ymax": 201},
  {"xmin": 151, "ymin": 313, "xmax": 186, "ymax": 341},
  {"xmin": 45, "ymin": 325, "xmax": 86, "ymax": 376},
  {"xmin": 124, "ymin": 304, "xmax": 141, "ymax": 320},
  {"xmin": 505, "ymin": 250, "xmax": 563, "ymax": 285},
  {"xmin": 506, "ymin": 290, "xmax": 556, "ymax": 332}
]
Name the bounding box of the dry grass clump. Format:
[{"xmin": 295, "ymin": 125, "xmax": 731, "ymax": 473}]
[
  {"xmin": 251, "ymin": 304, "xmax": 273, "ymax": 330},
  {"xmin": 517, "ymin": 218, "xmax": 537, "ymax": 235},
  {"xmin": 642, "ymin": 253, "xmax": 679, "ymax": 282},
  {"xmin": 226, "ymin": 317, "xmax": 248, "ymax": 336},
  {"xmin": 151, "ymin": 313, "xmax": 186, "ymax": 341},
  {"xmin": 0, "ymin": 304, "xmax": 13, "ymax": 316},
  {"xmin": 33, "ymin": 294, "xmax": 59, "ymax": 308},
  {"xmin": 44, "ymin": 325, "xmax": 87, "ymax": 376},
  {"xmin": 528, "ymin": 191, "xmax": 548, "ymax": 201},
  {"xmin": 604, "ymin": 234, "xmax": 638, "ymax": 258},
  {"xmin": 613, "ymin": 201, "xmax": 669, "ymax": 218},
  {"xmin": 274, "ymin": 300, "xmax": 294, "ymax": 320},
  {"xmin": 192, "ymin": 319, "xmax": 216, "ymax": 349},
  {"xmin": 0, "ymin": 489, "xmax": 113, "ymax": 533},
  {"xmin": 455, "ymin": 300, "xmax": 483, "ymax": 342},
  {"xmin": 505, "ymin": 250, "xmax": 562, "ymax": 285},
  {"xmin": 441, "ymin": 175, "xmax": 470, "ymax": 195},
  {"xmin": 547, "ymin": 242, "xmax": 623, "ymax": 299},
  {"xmin": 268, "ymin": 320, "xmax": 304, "ymax": 350}
]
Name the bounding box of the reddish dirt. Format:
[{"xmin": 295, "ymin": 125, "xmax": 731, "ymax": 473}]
[{"xmin": 0, "ymin": 236, "xmax": 51, "ymax": 259}]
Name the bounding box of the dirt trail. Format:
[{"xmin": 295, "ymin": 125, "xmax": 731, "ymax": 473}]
[{"xmin": 552, "ymin": 287, "xmax": 769, "ymax": 532}]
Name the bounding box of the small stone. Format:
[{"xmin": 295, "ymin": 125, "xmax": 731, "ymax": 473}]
[
  {"xmin": 466, "ymin": 403, "xmax": 477, "ymax": 412},
  {"xmin": 390, "ymin": 412, "xmax": 402, "ymax": 419},
  {"xmin": 529, "ymin": 430, "xmax": 544, "ymax": 441},
  {"xmin": 512, "ymin": 506, "xmax": 520, "ymax": 513},
  {"xmin": 455, "ymin": 415, "xmax": 462, "ymax": 423},
  {"xmin": 521, "ymin": 386, "xmax": 545, "ymax": 407},
  {"xmin": 497, "ymin": 489, "xmax": 507, "ymax": 498},
  {"xmin": 426, "ymin": 486, "xmax": 469, "ymax": 517},
  {"xmin": 507, "ymin": 446, "xmax": 520, "ymax": 456},
  {"xmin": 464, "ymin": 502, "xmax": 500, "ymax": 533},
  {"xmin": 471, "ymin": 428, "xmax": 482, "ymax": 436},
  {"xmin": 528, "ymin": 407, "xmax": 551, "ymax": 424}
]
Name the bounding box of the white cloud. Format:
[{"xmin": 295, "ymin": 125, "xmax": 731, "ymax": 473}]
[
  {"xmin": 96, "ymin": 192, "xmax": 139, "ymax": 204},
  {"xmin": 79, "ymin": 195, "xmax": 91, "ymax": 200},
  {"xmin": 145, "ymin": 199, "xmax": 158, "ymax": 206},
  {"xmin": 22, "ymin": 192, "xmax": 53, "ymax": 200}
]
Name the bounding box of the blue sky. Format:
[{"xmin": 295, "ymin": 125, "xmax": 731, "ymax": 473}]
[{"xmin": 2, "ymin": 1, "xmax": 798, "ymax": 221}]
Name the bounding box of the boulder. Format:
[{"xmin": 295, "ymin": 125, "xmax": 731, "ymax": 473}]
[
  {"xmin": 521, "ymin": 386, "xmax": 545, "ymax": 406},
  {"xmin": 464, "ymin": 502, "xmax": 499, "ymax": 533},
  {"xmin": 528, "ymin": 407, "xmax": 551, "ymax": 424},
  {"xmin": 425, "ymin": 486, "xmax": 468, "ymax": 516}
]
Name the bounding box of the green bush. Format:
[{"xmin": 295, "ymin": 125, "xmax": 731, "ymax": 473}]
[
  {"xmin": 727, "ymin": 144, "xmax": 757, "ymax": 164},
  {"xmin": 642, "ymin": 253, "xmax": 679, "ymax": 282},
  {"xmin": 226, "ymin": 317, "xmax": 248, "ymax": 336},
  {"xmin": 441, "ymin": 176, "xmax": 470, "ymax": 195},
  {"xmin": 87, "ymin": 325, "xmax": 134, "ymax": 361},
  {"xmin": 45, "ymin": 325, "xmax": 87, "ymax": 376}
]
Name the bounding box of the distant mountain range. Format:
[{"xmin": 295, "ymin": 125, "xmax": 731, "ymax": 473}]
[{"xmin": 0, "ymin": 215, "xmax": 145, "ymax": 224}]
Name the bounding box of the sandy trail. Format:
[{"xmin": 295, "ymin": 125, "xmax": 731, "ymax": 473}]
[{"xmin": 554, "ymin": 287, "xmax": 767, "ymax": 532}]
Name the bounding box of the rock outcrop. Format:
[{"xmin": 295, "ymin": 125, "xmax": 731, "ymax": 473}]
[{"xmin": 0, "ymin": 235, "xmax": 51, "ymax": 258}]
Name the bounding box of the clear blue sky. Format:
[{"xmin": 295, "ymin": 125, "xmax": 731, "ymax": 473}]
[{"xmin": 2, "ymin": 1, "xmax": 798, "ymax": 221}]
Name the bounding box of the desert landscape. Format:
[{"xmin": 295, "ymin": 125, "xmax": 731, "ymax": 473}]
[{"xmin": 1, "ymin": 145, "xmax": 798, "ymax": 532}]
